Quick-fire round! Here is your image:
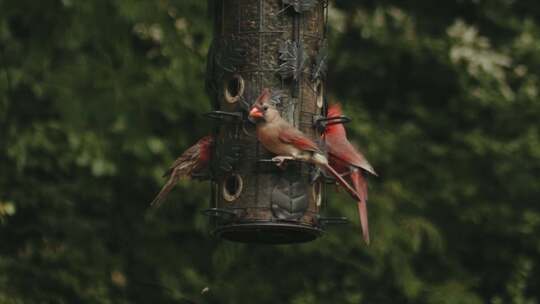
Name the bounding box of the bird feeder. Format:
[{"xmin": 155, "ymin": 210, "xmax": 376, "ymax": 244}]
[{"xmin": 203, "ymin": 0, "xmax": 347, "ymax": 244}]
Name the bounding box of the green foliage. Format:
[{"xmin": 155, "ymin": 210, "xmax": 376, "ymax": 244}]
[{"xmin": 1, "ymin": 0, "xmax": 539, "ymax": 303}]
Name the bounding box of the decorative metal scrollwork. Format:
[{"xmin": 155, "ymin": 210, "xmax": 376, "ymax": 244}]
[
  {"xmin": 278, "ymin": 40, "xmax": 307, "ymax": 80},
  {"xmin": 271, "ymin": 178, "xmax": 309, "ymax": 220},
  {"xmin": 216, "ymin": 142, "xmax": 243, "ymax": 174},
  {"xmin": 312, "ymin": 40, "xmax": 328, "ymax": 81},
  {"xmin": 282, "ymin": 0, "xmax": 319, "ymax": 13}
]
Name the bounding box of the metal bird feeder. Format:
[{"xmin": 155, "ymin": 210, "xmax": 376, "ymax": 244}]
[{"xmin": 203, "ymin": 0, "xmax": 346, "ymax": 244}]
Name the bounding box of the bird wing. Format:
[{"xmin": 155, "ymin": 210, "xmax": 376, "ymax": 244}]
[
  {"xmin": 278, "ymin": 126, "xmax": 321, "ymax": 153},
  {"xmin": 163, "ymin": 136, "xmax": 212, "ymax": 178},
  {"xmin": 152, "ymin": 136, "xmax": 212, "ymax": 208},
  {"xmin": 327, "ymin": 136, "xmax": 377, "ymax": 176}
]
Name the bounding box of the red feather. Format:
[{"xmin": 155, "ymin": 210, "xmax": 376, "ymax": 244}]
[
  {"xmin": 327, "ymin": 103, "xmax": 343, "ymax": 118},
  {"xmin": 325, "ymin": 104, "xmax": 377, "ymax": 175},
  {"xmin": 327, "ymin": 138, "xmax": 376, "ymax": 175},
  {"xmin": 351, "ymin": 169, "xmax": 370, "ymax": 244}
]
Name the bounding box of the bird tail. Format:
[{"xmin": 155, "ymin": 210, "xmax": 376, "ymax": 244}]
[
  {"xmin": 350, "ymin": 168, "xmax": 370, "ymax": 245},
  {"xmin": 150, "ymin": 174, "xmax": 180, "ymax": 208},
  {"xmin": 323, "ymin": 163, "xmax": 362, "ymax": 202}
]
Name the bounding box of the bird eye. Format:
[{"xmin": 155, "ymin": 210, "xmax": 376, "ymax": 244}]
[{"xmin": 262, "ymin": 105, "xmax": 269, "ymax": 111}]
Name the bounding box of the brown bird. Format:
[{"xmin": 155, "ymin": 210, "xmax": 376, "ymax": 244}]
[
  {"xmin": 324, "ymin": 103, "xmax": 377, "ymax": 244},
  {"xmin": 248, "ymin": 88, "xmax": 361, "ymax": 201},
  {"xmin": 150, "ymin": 135, "xmax": 214, "ymax": 208}
]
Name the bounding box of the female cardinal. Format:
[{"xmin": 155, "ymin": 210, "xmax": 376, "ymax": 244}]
[
  {"xmin": 248, "ymin": 88, "xmax": 361, "ymax": 201},
  {"xmin": 150, "ymin": 135, "xmax": 214, "ymax": 208},
  {"xmin": 324, "ymin": 103, "xmax": 377, "ymax": 244}
]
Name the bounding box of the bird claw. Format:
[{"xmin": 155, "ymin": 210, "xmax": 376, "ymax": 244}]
[
  {"xmin": 310, "ymin": 167, "xmax": 322, "ymax": 184},
  {"xmin": 271, "ymin": 156, "xmax": 293, "ymax": 169}
]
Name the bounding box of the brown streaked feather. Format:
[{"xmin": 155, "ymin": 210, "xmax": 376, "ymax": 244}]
[
  {"xmin": 151, "ymin": 136, "xmax": 213, "ymax": 208},
  {"xmin": 163, "ymin": 143, "xmax": 202, "ymax": 178}
]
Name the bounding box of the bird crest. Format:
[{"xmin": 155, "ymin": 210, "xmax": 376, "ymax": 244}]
[
  {"xmin": 327, "ymin": 103, "xmax": 343, "ymax": 118},
  {"xmin": 253, "ymin": 88, "xmax": 286, "ymax": 108}
]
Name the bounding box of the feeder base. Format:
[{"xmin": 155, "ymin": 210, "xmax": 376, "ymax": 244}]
[{"xmin": 213, "ymin": 222, "xmax": 323, "ymax": 244}]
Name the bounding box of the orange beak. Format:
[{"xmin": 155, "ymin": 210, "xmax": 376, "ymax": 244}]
[{"xmin": 249, "ymin": 107, "xmax": 264, "ymax": 119}]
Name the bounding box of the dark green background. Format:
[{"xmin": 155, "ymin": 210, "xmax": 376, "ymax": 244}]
[{"xmin": 1, "ymin": 0, "xmax": 539, "ymax": 303}]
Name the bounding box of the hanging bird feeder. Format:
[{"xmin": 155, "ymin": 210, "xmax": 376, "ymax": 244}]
[{"xmin": 203, "ymin": 0, "xmax": 347, "ymax": 244}]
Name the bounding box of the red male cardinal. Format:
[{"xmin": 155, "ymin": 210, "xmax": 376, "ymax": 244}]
[
  {"xmin": 249, "ymin": 88, "xmax": 361, "ymax": 201},
  {"xmin": 150, "ymin": 135, "xmax": 214, "ymax": 208},
  {"xmin": 324, "ymin": 104, "xmax": 377, "ymax": 244}
]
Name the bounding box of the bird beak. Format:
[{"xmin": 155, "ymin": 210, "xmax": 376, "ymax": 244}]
[{"xmin": 249, "ymin": 107, "xmax": 264, "ymax": 120}]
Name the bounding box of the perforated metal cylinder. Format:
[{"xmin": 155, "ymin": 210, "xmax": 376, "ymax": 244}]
[{"xmin": 205, "ymin": 0, "xmax": 328, "ymax": 244}]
